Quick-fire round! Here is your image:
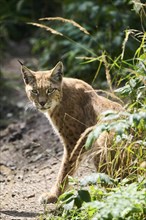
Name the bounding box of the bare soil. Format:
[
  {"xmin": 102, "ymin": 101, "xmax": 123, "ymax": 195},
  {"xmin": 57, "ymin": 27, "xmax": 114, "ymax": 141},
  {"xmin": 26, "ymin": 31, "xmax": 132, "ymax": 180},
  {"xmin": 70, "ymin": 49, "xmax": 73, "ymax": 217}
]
[{"xmin": 0, "ymin": 42, "xmax": 63, "ymax": 220}]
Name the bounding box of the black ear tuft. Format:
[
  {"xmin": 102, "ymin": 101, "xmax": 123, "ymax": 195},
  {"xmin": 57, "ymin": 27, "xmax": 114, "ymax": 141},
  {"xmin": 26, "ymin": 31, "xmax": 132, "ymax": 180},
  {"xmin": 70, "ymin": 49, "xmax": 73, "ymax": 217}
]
[{"xmin": 18, "ymin": 60, "xmax": 24, "ymax": 66}]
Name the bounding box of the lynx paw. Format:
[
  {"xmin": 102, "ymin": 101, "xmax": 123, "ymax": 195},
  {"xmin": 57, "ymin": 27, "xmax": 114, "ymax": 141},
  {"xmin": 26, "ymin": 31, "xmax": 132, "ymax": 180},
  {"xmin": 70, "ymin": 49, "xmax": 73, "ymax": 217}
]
[{"xmin": 39, "ymin": 192, "xmax": 58, "ymax": 204}]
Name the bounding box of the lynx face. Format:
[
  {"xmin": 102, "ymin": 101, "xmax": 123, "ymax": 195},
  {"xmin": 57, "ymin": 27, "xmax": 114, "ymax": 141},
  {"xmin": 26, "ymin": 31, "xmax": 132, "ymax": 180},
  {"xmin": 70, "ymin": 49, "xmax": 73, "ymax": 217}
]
[{"xmin": 21, "ymin": 62, "xmax": 63, "ymax": 112}]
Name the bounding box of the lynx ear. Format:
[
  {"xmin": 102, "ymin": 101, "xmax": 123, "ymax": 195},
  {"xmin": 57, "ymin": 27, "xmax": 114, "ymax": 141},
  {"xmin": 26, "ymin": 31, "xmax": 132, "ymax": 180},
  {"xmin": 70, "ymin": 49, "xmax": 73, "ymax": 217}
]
[
  {"xmin": 20, "ymin": 65, "xmax": 35, "ymax": 85},
  {"xmin": 51, "ymin": 61, "xmax": 63, "ymax": 83}
]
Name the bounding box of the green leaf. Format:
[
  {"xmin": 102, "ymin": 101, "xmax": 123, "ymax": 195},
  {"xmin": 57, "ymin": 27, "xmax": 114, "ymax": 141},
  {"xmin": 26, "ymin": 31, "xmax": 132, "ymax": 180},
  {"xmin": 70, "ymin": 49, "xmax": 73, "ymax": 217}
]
[
  {"xmin": 80, "ymin": 173, "xmax": 114, "ymax": 186},
  {"xmin": 85, "ymin": 131, "xmax": 96, "ymax": 150},
  {"xmin": 115, "ymin": 84, "xmax": 132, "ymax": 96},
  {"xmin": 78, "ymin": 189, "xmax": 91, "ymax": 202},
  {"xmin": 74, "ymin": 195, "xmax": 83, "ymax": 208},
  {"xmin": 59, "ymin": 190, "xmax": 75, "ymax": 203},
  {"xmin": 129, "ymin": 78, "xmax": 137, "ymax": 88},
  {"xmin": 85, "ymin": 124, "xmax": 108, "ymax": 150}
]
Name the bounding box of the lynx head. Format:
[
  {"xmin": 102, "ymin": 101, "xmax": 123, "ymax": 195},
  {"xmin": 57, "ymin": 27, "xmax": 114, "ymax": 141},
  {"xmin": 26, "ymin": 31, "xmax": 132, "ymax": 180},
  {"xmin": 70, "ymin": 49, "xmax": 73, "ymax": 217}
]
[{"xmin": 20, "ymin": 61, "xmax": 63, "ymax": 112}]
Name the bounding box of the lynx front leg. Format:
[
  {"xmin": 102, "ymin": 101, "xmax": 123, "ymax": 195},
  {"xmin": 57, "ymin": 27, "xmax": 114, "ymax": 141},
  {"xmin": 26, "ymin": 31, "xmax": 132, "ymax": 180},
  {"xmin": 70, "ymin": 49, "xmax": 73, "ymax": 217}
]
[
  {"xmin": 40, "ymin": 127, "xmax": 94, "ymax": 204},
  {"xmin": 39, "ymin": 148, "xmax": 76, "ymax": 204}
]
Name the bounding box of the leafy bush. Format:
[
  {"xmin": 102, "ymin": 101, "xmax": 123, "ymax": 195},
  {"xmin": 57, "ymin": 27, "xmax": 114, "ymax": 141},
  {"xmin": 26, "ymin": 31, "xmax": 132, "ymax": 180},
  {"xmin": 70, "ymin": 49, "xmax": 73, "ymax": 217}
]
[
  {"xmin": 82, "ymin": 179, "xmax": 146, "ymax": 220},
  {"xmin": 43, "ymin": 174, "xmax": 146, "ymax": 220}
]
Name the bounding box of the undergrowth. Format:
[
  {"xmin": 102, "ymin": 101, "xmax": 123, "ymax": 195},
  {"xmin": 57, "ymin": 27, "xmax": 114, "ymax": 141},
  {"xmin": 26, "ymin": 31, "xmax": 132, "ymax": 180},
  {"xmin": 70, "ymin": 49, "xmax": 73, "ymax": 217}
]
[
  {"xmin": 40, "ymin": 174, "xmax": 146, "ymax": 220},
  {"xmin": 30, "ymin": 1, "xmax": 146, "ymax": 219}
]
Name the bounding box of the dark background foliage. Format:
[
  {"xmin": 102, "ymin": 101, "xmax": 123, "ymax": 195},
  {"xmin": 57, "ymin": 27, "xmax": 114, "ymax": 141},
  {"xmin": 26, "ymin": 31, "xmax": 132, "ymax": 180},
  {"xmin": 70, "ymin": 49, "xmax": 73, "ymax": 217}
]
[{"xmin": 0, "ymin": 0, "xmax": 145, "ymax": 83}]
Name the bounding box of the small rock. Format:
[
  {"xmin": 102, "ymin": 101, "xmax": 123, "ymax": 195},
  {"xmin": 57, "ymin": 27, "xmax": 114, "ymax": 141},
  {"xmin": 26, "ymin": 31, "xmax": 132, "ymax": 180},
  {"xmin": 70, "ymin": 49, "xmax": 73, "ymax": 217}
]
[
  {"xmin": 51, "ymin": 161, "xmax": 58, "ymax": 166},
  {"xmin": 12, "ymin": 193, "xmax": 16, "ymax": 197},
  {"xmin": 6, "ymin": 113, "xmax": 13, "ymax": 118},
  {"xmin": 25, "ymin": 193, "xmax": 35, "ymax": 199},
  {"xmin": 16, "ymin": 102, "xmax": 24, "ymax": 108}
]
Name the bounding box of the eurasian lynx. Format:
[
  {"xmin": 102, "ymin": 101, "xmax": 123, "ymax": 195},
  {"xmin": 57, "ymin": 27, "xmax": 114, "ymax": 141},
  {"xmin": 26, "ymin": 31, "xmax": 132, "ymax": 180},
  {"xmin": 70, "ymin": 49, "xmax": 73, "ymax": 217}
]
[{"xmin": 21, "ymin": 61, "xmax": 122, "ymax": 203}]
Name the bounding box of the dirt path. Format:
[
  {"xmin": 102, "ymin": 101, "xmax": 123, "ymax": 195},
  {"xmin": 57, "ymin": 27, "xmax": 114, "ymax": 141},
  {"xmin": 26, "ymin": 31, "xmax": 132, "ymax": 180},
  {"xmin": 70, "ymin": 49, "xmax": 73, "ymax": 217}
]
[{"xmin": 0, "ymin": 42, "xmax": 63, "ymax": 220}]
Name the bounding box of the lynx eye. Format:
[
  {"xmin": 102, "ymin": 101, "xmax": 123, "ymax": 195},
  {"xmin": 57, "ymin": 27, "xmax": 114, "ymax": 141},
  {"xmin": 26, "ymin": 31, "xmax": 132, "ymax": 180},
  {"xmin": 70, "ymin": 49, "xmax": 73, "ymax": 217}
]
[
  {"xmin": 31, "ymin": 89, "xmax": 39, "ymax": 95},
  {"xmin": 46, "ymin": 88, "xmax": 55, "ymax": 95}
]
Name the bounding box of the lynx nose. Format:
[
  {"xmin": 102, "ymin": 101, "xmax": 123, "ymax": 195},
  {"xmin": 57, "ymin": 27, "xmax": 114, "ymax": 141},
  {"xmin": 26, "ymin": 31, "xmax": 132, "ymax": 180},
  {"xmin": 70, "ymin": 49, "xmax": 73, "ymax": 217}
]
[{"xmin": 40, "ymin": 101, "xmax": 46, "ymax": 107}]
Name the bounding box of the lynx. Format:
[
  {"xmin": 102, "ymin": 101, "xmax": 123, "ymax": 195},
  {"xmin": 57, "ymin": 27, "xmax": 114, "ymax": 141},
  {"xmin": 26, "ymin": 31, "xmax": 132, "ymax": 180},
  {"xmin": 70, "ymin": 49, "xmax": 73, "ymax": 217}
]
[{"xmin": 20, "ymin": 61, "xmax": 122, "ymax": 204}]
